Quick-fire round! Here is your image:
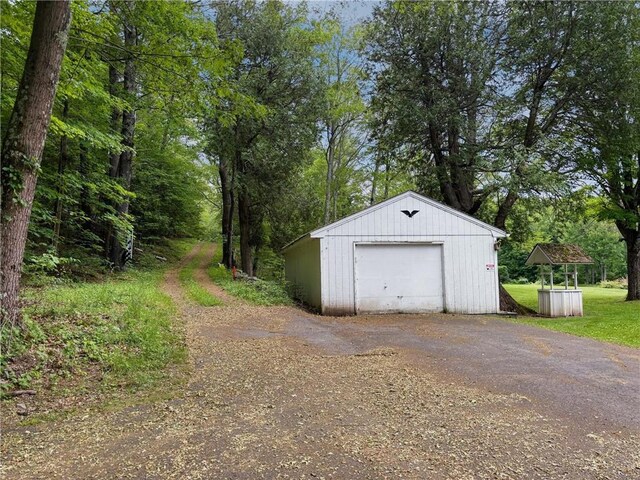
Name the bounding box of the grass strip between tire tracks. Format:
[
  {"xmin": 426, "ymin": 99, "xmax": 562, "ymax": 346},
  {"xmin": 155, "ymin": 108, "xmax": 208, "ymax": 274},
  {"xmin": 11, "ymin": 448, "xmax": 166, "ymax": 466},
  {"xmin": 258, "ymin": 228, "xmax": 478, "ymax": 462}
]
[{"xmin": 178, "ymin": 246, "xmax": 223, "ymax": 307}]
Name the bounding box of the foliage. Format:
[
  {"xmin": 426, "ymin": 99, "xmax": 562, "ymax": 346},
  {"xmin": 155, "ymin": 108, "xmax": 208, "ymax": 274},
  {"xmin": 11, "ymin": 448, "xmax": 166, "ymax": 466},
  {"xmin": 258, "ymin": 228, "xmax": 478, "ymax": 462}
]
[
  {"xmin": 599, "ymin": 280, "xmax": 628, "ymax": 290},
  {"xmin": 207, "ymin": 246, "xmax": 291, "ymax": 306},
  {"xmin": 505, "ymin": 284, "xmax": 639, "ymax": 347},
  {"xmin": 205, "ymin": 0, "xmax": 327, "ymax": 274},
  {"xmin": 0, "ymin": 248, "xmax": 188, "ymax": 395},
  {"xmin": 567, "ymin": 1, "xmax": 640, "ymax": 299},
  {"xmin": 498, "ymin": 192, "xmax": 628, "ymax": 285},
  {"xmin": 0, "ymin": 0, "xmax": 637, "ymax": 319},
  {"xmin": 0, "ymin": 0, "xmax": 233, "ymax": 284},
  {"xmin": 317, "ymin": 14, "xmax": 370, "ymax": 223},
  {"xmin": 364, "ymin": 1, "xmax": 503, "ymax": 215}
]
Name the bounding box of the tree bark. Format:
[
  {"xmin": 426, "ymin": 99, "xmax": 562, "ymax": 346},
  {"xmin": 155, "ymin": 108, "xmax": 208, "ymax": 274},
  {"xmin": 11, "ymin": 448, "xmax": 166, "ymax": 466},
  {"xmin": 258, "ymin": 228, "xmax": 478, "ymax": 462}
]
[
  {"xmin": 104, "ymin": 64, "xmax": 121, "ymax": 259},
  {"xmin": 219, "ymin": 156, "xmax": 234, "ymax": 268},
  {"xmin": 108, "ymin": 64, "xmax": 121, "ymax": 177},
  {"xmin": 0, "ymin": 1, "xmax": 72, "ymax": 327},
  {"xmin": 324, "ymin": 125, "xmax": 335, "ymax": 224},
  {"xmin": 494, "ymin": 189, "xmax": 519, "ymax": 232},
  {"xmin": 383, "ymin": 157, "xmax": 390, "ymax": 200},
  {"xmin": 618, "ymin": 225, "xmax": 639, "ymax": 301},
  {"xmin": 53, "ymin": 98, "xmax": 70, "ymax": 252},
  {"xmin": 370, "ymin": 154, "xmax": 381, "ymax": 205},
  {"xmin": 107, "ymin": 13, "xmax": 136, "ymax": 269},
  {"xmin": 238, "ymin": 189, "xmax": 252, "ymax": 276},
  {"xmin": 78, "ymin": 141, "xmax": 93, "ymax": 239}
]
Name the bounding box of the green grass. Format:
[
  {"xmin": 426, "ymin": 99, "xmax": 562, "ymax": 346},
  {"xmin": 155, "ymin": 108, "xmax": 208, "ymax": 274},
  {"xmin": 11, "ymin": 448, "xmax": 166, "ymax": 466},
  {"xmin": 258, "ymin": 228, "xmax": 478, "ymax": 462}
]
[
  {"xmin": 178, "ymin": 247, "xmax": 222, "ymax": 307},
  {"xmin": 207, "ymin": 261, "xmax": 292, "ymax": 306},
  {"xmin": 2, "ymin": 270, "xmax": 185, "ymax": 395},
  {"xmin": 505, "ymin": 284, "xmax": 640, "ymax": 347},
  {"xmin": 1, "ymin": 239, "xmax": 195, "ymax": 397}
]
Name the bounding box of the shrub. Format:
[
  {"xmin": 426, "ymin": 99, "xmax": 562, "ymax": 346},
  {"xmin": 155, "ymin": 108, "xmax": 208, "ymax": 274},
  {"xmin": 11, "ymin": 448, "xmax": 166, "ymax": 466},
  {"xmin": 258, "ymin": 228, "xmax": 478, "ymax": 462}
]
[
  {"xmin": 599, "ymin": 279, "xmax": 628, "ymax": 289},
  {"xmin": 498, "ymin": 265, "xmax": 511, "ymax": 283},
  {"xmin": 207, "ymin": 264, "xmax": 291, "ymax": 306}
]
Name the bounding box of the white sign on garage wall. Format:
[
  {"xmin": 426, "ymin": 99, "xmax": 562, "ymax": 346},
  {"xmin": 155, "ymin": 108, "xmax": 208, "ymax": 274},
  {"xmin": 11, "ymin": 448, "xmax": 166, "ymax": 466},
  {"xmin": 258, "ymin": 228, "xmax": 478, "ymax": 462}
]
[{"xmin": 486, "ymin": 263, "xmax": 495, "ymax": 271}]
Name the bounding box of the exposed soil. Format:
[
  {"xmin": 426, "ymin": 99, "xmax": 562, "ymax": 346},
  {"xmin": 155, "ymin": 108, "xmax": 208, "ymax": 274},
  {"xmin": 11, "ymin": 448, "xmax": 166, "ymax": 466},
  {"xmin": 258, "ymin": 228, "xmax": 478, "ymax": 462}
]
[{"xmin": 1, "ymin": 243, "xmax": 639, "ymax": 479}]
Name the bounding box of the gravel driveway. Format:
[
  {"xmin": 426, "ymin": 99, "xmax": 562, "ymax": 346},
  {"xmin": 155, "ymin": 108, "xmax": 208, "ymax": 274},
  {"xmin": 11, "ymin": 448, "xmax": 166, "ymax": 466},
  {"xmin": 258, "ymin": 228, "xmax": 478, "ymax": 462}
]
[
  {"xmin": 2, "ymin": 244, "xmax": 639, "ymax": 479},
  {"xmin": 287, "ymin": 313, "xmax": 640, "ymax": 430}
]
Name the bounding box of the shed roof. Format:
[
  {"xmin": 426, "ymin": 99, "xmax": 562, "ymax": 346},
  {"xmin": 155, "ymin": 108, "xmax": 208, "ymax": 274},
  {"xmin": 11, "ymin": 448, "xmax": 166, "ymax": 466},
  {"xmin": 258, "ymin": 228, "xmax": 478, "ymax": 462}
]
[{"xmin": 525, "ymin": 243, "xmax": 594, "ymax": 265}]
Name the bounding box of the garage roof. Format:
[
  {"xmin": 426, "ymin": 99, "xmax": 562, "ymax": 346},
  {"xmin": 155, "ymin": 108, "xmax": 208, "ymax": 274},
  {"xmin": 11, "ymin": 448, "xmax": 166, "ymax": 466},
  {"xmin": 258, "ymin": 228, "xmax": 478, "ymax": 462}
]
[
  {"xmin": 282, "ymin": 191, "xmax": 507, "ymax": 252},
  {"xmin": 311, "ymin": 191, "xmax": 507, "ymax": 237}
]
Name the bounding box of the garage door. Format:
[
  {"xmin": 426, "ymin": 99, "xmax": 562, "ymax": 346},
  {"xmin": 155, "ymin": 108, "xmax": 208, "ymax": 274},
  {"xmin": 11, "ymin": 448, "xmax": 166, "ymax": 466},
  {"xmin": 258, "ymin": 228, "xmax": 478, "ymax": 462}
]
[{"xmin": 355, "ymin": 243, "xmax": 444, "ymax": 314}]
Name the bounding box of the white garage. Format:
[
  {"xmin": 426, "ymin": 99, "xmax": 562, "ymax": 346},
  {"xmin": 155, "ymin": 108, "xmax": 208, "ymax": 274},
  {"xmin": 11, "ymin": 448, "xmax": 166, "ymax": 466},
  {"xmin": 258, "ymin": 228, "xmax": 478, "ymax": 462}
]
[{"xmin": 283, "ymin": 191, "xmax": 507, "ymax": 315}]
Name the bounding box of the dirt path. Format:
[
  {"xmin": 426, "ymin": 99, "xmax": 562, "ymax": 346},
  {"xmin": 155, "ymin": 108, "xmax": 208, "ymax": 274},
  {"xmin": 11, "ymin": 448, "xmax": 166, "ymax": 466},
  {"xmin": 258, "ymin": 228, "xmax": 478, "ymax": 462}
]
[{"xmin": 2, "ymin": 244, "xmax": 639, "ymax": 479}]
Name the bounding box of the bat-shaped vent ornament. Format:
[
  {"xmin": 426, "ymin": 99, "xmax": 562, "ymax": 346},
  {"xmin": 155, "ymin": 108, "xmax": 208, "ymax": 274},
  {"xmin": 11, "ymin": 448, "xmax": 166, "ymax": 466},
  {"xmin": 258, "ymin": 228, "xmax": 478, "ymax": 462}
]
[{"xmin": 401, "ymin": 209, "xmax": 419, "ymax": 218}]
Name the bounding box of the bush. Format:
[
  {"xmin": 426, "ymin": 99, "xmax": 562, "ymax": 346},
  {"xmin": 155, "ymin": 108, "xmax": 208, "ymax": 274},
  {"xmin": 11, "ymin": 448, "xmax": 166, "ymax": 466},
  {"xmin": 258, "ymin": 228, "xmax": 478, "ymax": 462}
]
[
  {"xmin": 599, "ymin": 279, "xmax": 628, "ymax": 289},
  {"xmin": 24, "ymin": 252, "xmax": 79, "ymax": 278},
  {"xmin": 207, "ymin": 264, "xmax": 291, "ymax": 306},
  {"xmin": 498, "ymin": 265, "xmax": 511, "ymax": 283}
]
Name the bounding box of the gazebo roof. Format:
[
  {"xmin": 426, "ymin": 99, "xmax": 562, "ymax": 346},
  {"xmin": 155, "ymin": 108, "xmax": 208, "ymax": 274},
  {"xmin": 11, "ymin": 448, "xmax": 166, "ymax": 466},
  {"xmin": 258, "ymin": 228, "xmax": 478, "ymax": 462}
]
[{"xmin": 525, "ymin": 243, "xmax": 594, "ymax": 266}]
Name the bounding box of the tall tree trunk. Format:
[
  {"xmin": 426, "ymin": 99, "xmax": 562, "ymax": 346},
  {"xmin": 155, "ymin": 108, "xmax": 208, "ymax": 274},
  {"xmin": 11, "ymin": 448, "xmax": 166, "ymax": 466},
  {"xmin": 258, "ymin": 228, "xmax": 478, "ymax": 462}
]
[
  {"xmin": 494, "ymin": 190, "xmax": 518, "ymax": 232},
  {"xmin": 219, "ymin": 157, "xmax": 234, "ymax": 268},
  {"xmin": 0, "ymin": 1, "xmax": 72, "ymax": 327},
  {"xmin": 370, "ymin": 154, "xmax": 381, "ymax": 205},
  {"xmin": 104, "ymin": 63, "xmax": 121, "ymax": 258},
  {"xmin": 619, "ymin": 226, "xmax": 640, "ymax": 301},
  {"xmin": 324, "ymin": 127, "xmax": 335, "ymax": 224},
  {"xmin": 238, "ymin": 189, "xmax": 252, "ymax": 276},
  {"xmin": 383, "ymin": 157, "xmax": 390, "ymax": 200},
  {"xmin": 107, "ymin": 15, "xmax": 136, "ymax": 269},
  {"xmin": 52, "ymin": 98, "xmax": 70, "ymax": 252},
  {"xmin": 78, "ymin": 141, "xmax": 93, "ymax": 241},
  {"xmin": 108, "ymin": 64, "xmax": 121, "ymax": 177}
]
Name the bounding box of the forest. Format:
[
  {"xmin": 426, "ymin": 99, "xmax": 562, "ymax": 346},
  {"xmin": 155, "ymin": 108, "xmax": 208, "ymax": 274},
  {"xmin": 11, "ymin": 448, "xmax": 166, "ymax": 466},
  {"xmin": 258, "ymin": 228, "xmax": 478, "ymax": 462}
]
[{"xmin": 1, "ymin": 0, "xmax": 638, "ymax": 329}]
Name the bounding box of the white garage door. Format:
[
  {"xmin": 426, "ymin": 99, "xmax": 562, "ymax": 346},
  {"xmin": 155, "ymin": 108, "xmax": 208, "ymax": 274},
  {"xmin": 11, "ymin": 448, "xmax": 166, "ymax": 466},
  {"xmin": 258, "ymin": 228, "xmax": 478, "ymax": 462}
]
[{"xmin": 355, "ymin": 243, "xmax": 444, "ymax": 314}]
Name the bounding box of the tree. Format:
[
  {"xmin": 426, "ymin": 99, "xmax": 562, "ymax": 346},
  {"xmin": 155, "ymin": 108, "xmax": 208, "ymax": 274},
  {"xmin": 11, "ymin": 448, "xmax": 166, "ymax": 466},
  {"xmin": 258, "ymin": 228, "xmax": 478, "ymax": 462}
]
[
  {"xmin": 319, "ymin": 17, "xmax": 368, "ymax": 224},
  {"xmin": 97, "ymin": 0, "xmax": 231, "ymax": 268},
  {"xmin": 571, "ymin": 2, "xmax": 640, "ymax": 300},
  {"xmin": 104, "ymin": 1, "xmax": 138, "ymax": 268},
  {"xmin": 207, "ymin": 0, "xmax": 323, "ymax": 276},
  {"xmin": 1, "ymin": 1, "xmax": 72, "ymax": 326},
  {"xmin": 364, "ymin": 1, "xmax": 503, "ymax": 217},
  {"xmin": 364, "ymin": 1, "xmax": 597, "ymax": 312},
  {"xmin": 493, "ymin": 0, "xmax": 584, "ymax": 230}
]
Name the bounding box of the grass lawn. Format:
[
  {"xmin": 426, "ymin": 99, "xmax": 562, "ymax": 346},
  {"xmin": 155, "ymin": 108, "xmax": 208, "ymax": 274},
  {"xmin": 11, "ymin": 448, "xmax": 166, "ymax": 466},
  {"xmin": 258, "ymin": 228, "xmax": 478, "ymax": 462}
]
[{"xmin": 505, "ymin": 284, "xmax": 640, "ymax": 347}]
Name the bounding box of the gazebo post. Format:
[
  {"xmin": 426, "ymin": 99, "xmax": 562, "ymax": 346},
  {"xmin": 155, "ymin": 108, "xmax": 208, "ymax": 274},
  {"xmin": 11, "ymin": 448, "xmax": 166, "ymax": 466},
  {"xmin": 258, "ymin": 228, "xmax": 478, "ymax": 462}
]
[
  {"xmin": 574, "ymin": 264, "xmax": 578, "ymax": 289},
  {"xmin": 564, "ymin": 264, "xmax": 568, "ymax": 290},
  {"xmin": 540, "ymin": 265, "xmax": 545, "ymax": 289},
  {"xmin": 549, "ymin": 265, "xmax": 554, "ymax": 289}
]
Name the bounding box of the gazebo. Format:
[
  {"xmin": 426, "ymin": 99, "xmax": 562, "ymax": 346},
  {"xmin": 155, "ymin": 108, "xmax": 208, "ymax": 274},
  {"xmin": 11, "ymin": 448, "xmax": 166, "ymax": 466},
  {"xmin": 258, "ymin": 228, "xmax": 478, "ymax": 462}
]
[{"xmin": 525, "ymin": 243, "xmax": 593, "ymax": 317}]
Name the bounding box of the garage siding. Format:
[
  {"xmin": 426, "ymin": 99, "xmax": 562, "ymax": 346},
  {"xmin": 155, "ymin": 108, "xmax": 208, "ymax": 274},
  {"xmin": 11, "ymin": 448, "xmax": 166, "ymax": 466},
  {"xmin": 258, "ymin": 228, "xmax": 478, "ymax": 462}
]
[
  {"xmin": 317, "ymin": 195, "xmax": 501, "ymax": 315},
  {"xmin": 321, "ymin": 235, "xmax": 498, "ymax": 315},
  {"xmin": 284, "ymin": 238, "xmax": 321, "ymax": 309}
]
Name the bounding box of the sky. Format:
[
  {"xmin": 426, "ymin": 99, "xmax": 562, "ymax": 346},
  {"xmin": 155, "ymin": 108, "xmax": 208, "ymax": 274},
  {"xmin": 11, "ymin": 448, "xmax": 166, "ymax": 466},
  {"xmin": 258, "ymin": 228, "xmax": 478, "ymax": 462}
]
[{"xmin": 297, "ymin": 0, "xmax": 379, "ymax": 25}]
